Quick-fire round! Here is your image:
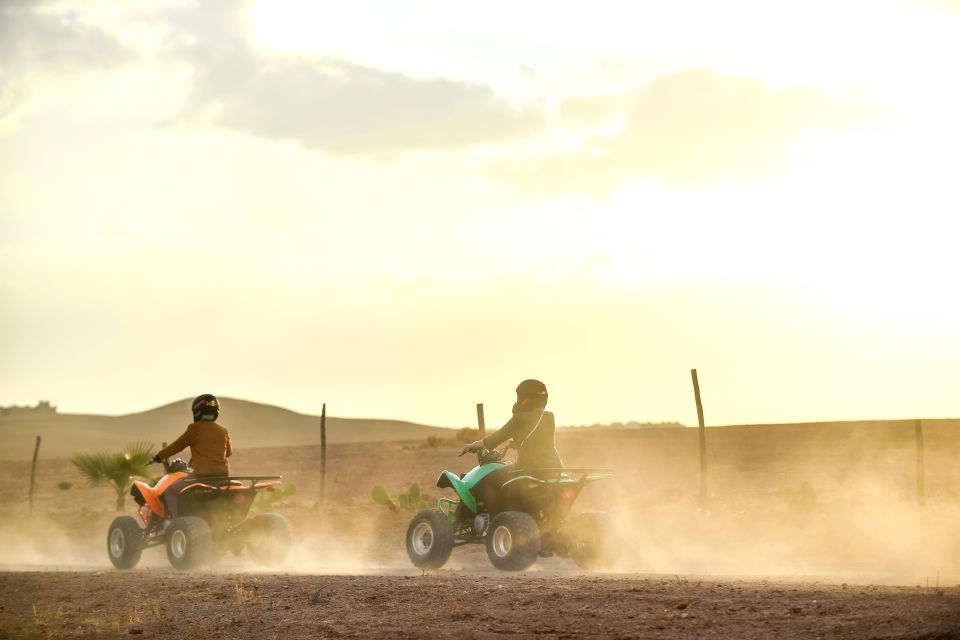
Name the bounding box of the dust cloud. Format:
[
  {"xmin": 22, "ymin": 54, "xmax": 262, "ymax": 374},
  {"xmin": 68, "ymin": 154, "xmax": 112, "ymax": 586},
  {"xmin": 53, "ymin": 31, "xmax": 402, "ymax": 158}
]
[
  {"xmin": 2, "ymin": 420, "xmax": 959, "ymax": 582},
  {"xmin": 565, "ymin": 422, "xmax": 960, "ymax": 582}
]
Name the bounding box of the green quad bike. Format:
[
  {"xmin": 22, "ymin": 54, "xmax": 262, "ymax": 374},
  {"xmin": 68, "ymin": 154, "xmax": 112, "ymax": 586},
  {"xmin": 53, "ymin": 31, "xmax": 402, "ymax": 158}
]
[{"xmin": 405, "ymin": 445, "xmax": 620, "ymax": 571}]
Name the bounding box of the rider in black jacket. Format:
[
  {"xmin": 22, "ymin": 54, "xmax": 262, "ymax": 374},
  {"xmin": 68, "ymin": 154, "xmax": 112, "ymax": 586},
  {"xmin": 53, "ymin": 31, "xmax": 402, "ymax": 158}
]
[{"xmin": 464, "ymin": 379, "xmax": 563, "ymax": 470}]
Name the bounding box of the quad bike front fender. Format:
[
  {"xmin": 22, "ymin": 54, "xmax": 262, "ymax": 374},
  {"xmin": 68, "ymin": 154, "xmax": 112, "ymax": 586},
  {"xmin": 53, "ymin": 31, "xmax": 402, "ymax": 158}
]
[
  {"xmin": 132, "ymin": 480, "xmax": 164, "ymax": 518},
  {"xmin": 436, "ymin": 463, "xmax": 504, "ymax": 513},
  {"xmin": 130, "ymin": 471, "xmax": 190, "ymax": 520}
]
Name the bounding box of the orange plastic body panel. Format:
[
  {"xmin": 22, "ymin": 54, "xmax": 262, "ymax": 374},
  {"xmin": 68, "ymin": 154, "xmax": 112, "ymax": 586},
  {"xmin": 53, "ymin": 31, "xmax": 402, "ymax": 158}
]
[
  {"xmin": 154, "ymin": 471, "xmax": 189, "ymax": 496},
  {"xmin": 134, "ymin": 471, "xmax": 189, "ymax": 519}
]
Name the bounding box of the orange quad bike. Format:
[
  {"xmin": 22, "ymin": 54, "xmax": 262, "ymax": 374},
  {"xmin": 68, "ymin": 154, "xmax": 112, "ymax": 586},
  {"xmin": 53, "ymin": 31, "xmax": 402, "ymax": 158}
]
[{"xmin": 106, "ymin": 459, "xmax": 292, "ymax": 570}]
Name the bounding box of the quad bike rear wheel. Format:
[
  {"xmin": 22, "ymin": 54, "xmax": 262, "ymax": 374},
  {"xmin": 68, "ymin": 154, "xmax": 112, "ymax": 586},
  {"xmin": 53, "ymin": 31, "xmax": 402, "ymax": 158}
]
[
  {"xmin": 567, "ymin": 511, "xmax": 620, "ymax": 570},
  {"xmin": 485, "ymin": 511, "xmax": 541, "ymax": 571},
  {"xmin": 107, "ymin": 516, "xmax": 144, "ymax": 570},
  {"xmin": 406, "ymin": 509, "xmax": 454, "ymax": 569},
  {"xmin": 245, "ymin": 513, "xmax": 292, "ymax": 566},
  {"xmin": 165, "ymin": 516, "xmax": 213, "ymax": 570}
]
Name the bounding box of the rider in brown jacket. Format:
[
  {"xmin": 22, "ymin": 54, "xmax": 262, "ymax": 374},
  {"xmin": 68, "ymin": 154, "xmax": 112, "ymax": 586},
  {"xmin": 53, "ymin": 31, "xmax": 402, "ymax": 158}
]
[{"xmin": 153, "ymin": 394, "xmax": 232, "ymax": 477}]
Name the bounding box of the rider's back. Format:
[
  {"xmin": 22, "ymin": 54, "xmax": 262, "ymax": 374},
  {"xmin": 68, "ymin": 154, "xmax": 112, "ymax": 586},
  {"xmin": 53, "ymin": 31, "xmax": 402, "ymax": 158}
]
[
  {"xmin": 156, "ymin": 421, "xmax": 232, "ymax": 477},
  {"xmin": 484, "ymin": 409, "xmax": 563, "ymax": 470}
]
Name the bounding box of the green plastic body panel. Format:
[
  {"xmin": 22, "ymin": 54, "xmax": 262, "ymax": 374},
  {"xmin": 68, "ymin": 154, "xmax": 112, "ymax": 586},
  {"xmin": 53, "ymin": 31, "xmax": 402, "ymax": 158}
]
[{"xmin": 437, "ymin": 462, "xmax": 504, "ymax": 513}]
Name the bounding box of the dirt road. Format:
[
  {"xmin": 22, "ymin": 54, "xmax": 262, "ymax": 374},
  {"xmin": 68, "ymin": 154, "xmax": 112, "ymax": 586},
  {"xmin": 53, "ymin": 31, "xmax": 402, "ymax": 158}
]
[
  {"xmin": 4, "ymin": 429, "xmax": 960, "ymax": 638},
  {"xmin": 2, "ymin": 571, "xmax": 959, "ymax": 639}
]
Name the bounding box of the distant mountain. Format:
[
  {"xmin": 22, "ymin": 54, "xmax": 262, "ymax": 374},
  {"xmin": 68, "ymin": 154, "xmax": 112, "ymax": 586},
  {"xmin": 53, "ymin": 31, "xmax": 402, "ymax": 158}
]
[
  {"xmin": 560, "ymin": 421, "xmax": 686, "ymax": 431},
  {"xmin": 0, "ymin": 397, "xmax": 451, "ymax": 460}
]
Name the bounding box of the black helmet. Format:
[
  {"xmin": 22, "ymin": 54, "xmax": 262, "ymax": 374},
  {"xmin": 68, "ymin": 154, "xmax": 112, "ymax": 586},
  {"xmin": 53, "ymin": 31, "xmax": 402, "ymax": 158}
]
[
  {"xmin": 516, "ymin": 379, "xmax": 548, "ymax": 403},
  {"xmin": 192, "ymin": 394, "xmax": 220, "ymax": 422}
]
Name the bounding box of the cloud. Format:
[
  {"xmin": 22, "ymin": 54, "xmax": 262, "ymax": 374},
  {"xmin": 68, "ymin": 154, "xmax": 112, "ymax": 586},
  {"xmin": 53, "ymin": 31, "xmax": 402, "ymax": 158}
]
[
  {"xmin": 0, "ymin": 1, "xmax": 136, "ymax": 126},
  {"xmin": 178, "ymin": 56, "xmax": 542, "ymax": 155},
  {"xmin": 505, "ymin": 68, "xmax": 875, "ymax": 192},
  {"xmin": 165, "ymin": 1, "xmax": 542, "ymax": 154}
]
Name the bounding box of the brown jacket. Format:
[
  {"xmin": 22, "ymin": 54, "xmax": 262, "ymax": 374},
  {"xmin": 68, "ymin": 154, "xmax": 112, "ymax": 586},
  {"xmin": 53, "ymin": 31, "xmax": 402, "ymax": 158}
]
[{"xmin": 157, "ymin": 421, "xmax": 232, "ymax": 477}]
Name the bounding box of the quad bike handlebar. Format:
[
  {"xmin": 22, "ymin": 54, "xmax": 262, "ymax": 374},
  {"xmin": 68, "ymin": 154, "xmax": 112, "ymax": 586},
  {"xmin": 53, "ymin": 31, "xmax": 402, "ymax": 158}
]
[
  {"xmin": 459, "ymin": 441, "xmax": 513, "ymax": 465},
  {"xmin": 152, "ymin": 457, "xmax": 190, "ymax": 474}
]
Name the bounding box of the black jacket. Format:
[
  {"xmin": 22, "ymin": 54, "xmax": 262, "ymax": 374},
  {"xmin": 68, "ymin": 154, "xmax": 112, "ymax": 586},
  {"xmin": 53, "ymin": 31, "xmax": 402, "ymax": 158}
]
[{"xmin": 482, "ymin": 409, "xmax": 563, "ymax": 470}]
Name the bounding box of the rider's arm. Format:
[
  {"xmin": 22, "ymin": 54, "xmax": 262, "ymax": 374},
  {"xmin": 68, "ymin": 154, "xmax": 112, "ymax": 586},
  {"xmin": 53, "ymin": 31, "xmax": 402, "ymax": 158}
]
[
  {"xmin": 225, "ymin": 432, "xmax": 232, "ymax": 458},
  {"xmin": 481, "ymin": 414, "xmax": 521, "ymax": 450},
  {"xmin": 155, "ymin": 424, "xmax": 195, "ymax": 460}
]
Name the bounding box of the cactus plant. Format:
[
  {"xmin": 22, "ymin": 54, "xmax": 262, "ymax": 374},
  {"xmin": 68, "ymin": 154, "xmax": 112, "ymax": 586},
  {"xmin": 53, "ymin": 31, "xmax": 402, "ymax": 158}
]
[
  {"xmin": 371, "ymin": 483, "xmax": 432, "ymax": 513},
  {"xmin": 371, "ymin": 485, "xmax": 398, "ymax": 510},
  {"xmin": 256, "ymin": 484, "xmax": 297, "ymax": 508}
]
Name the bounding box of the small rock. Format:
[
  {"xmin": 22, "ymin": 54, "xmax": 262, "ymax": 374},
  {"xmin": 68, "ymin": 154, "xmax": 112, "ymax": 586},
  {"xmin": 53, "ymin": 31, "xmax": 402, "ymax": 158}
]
[
  {"xmin": 312, "ymin": 594, "xmax": 330, "ymax": 605},
  {"xmin": 129, "ymin": 630, "xmax": 143, "ymax": 635},
  {"xmin": 790, "ymin": 606, "xmax": 802, "ymax": 614},
  {"xmin": 676, "ymin": 603, "xmax": 688, "ymax": 610}
]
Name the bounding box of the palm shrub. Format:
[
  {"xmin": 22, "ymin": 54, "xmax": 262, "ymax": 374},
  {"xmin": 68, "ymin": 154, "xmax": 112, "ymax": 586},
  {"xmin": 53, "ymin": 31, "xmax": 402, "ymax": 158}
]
[{"xmin": 71, "ymin": 441, "xmax": 156, "ymax": 510}]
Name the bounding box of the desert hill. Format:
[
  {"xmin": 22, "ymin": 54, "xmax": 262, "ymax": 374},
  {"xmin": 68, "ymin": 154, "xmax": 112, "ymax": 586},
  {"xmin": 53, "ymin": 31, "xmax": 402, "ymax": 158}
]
[{"xmin": 0, "ymin": 397, "xmax": 450, "ymax": 460}]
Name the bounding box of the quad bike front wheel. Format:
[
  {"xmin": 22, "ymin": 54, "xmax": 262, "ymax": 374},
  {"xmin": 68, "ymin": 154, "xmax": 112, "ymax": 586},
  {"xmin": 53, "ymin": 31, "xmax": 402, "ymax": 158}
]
[
  {"xmin": 485, "ymin": 511, "xmax": 541, "ymax": 571},
  {"xmin": 107, "ymin": 516, "xmax": 144, "ymax": 570},
  {"xmin": 567, "ymin": 512, "xmax": 620, "ymax": 570},
  {"xmin": 245, "ymin": 513, "xmax": 292, "ymax": 566},
  {"xmin": 165, "ymin": 516, "xmax": 213, "ymax": 570},
  {"xmin": 406, "ymin": 509, "xmax": 454, "ymax": 569}
]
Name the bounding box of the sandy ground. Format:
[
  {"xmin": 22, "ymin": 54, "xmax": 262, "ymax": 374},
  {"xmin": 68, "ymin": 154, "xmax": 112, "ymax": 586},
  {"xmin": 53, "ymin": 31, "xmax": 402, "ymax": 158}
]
[
  {"xmin": 3, "ymin": 427, "xmax": 960, "ymax": 638},
  {"xmin": 2, "ymin": 571, "xmax": 959, "ymax": 639}
]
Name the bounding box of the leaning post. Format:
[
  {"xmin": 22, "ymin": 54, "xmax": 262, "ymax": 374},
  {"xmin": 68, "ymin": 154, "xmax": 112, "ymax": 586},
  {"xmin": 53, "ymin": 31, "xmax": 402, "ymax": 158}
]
[
  {"xmin": 915, "ymin": 419, "xmax": 925, "ymax": 507},
  {"xmin": 29, "ymin": 435, "xmax": 41, "ymax": 515},
  {"xmin": 691, "ymin": 369, "xmax": 707, "ymax": 509},
  {"xmin": 476, "ymin": 403, "xmax": 486, "ymax": 436},
  {"xmin": 320, "ymin": 403, "xmax": 327, "ymax": 506}
]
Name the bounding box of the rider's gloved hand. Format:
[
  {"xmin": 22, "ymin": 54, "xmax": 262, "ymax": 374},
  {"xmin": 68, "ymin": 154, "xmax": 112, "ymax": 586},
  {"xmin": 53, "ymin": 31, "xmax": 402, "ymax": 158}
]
[
  {"xmin": 150, "ymin": 454, "xmax": 163, "ymax": 464},
  {"xmin": 463, "ymin": 440, "xmax": 484, "ymax": 453}
]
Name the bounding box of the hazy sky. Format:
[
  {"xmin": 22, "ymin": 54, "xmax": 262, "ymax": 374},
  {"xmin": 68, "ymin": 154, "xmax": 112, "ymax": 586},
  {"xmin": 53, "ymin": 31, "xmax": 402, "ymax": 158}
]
[{"xmin": 2, "ymin": 0, "xmax": 959, "ymax": 428}]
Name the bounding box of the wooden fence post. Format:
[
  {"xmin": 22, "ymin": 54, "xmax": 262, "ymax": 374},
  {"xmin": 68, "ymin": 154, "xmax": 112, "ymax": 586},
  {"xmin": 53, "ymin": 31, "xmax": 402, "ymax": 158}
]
[
  {"xmin": 915, "ymin": 419, "xmax": 925, "ymax": 507},
  {"xmin": 691, "ymin": 369, "xmax": 707, "ymax": 509},
  {"xmin": 320, "ymin": 403, "xmax": 327, "ymax": 506},
  {"xmin": 29, "ymin": 435, "xmax": 41, "ymax": 515},
  {"xmin": 476, "ymin": 403, "xmax": 486, "ymax": 436}
]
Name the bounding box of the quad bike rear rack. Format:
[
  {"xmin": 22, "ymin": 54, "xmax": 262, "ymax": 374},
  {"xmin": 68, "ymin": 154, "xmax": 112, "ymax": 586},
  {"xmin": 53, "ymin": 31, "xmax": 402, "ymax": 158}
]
[
  {"xmin": 178, "ymin": 476, "xmax": 282, "ymax": 490},
  {"xmin": 436, "ymin": 468, "xmax": 613, "ymax": 518},
  {"xmin": 499, "ymin": 468, "xmax": 613, "ymax": 488}
]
